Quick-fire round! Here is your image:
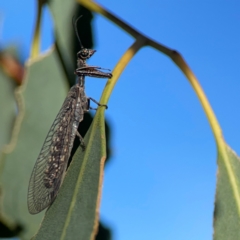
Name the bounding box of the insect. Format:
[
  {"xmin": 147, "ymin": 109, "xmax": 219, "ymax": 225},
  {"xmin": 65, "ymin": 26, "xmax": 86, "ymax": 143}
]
[{"xmin": 27, "ymin": 16, "xmax": 112, "ymax": 214}]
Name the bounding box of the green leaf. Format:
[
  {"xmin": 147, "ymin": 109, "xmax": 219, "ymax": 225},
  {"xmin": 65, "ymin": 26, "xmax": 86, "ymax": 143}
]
[
  {"xmin": 0, "ymin": 69, "xmax": 16, "ymax": 151},
  {"xmin": 214, "ymin": 145, "xmax": 240, "ymax": 239},
  {"xmin": 32, "ymin": 109, "xmax": 107, "ymax": 240},
  {"xmin": 48, "ymin": 0, "xmax": 94, "ymax": 87},
  {"xmin": 0, "ymin": 67, "xmax": 19, "ymax": 238},
  {"xmin": 0, "ymin": 48, "xmax": 68, "ymax": 239},
  {"xmin": 48, "ymin": 0, "xmax": 77, "ymax": 85}
]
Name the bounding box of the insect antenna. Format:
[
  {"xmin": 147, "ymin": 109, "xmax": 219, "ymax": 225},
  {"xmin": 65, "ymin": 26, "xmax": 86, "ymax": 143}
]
[{"xmin": 72, "ymin": 15, "xmax": 84, "ymax": 49}]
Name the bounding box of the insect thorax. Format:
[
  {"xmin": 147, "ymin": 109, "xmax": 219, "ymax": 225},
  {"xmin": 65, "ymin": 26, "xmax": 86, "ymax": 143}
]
[{"xmin": 77, "ymin": 58, "xmax": 87, "ymax": 68}]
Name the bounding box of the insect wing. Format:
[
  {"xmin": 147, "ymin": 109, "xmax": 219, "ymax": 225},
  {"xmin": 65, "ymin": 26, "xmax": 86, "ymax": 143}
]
[{"xmin": 28, "ymin": 85, "xmax": 83, "ymax": 214}]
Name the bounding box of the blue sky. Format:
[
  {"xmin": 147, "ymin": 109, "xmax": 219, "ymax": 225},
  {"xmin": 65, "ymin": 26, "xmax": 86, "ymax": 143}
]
[{"xmin": 1, "ymin": 1, "xmax": 240, "ymax": 240}]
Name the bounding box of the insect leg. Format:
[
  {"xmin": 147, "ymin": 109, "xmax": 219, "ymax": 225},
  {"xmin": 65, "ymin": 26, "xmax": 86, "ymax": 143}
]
[
  {"xmin": 76, "ymin": 131, "xmax": 85, "ymax": 150},
  {"xmin": 88, "ymin": 97, "xmax": 108, "ymax": 109},
  {"xmin": 75, "ymin": 69, "xmax": 112, "ymax": 79},
  {"xmin": 76, "ymin": 66, "xmax": 111, "ymax": 71}
]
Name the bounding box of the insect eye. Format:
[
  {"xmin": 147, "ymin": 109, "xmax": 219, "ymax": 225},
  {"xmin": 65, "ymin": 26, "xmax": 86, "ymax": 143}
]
[{"xmin": 78, "ymin": 49, "xmax": 89, "ymax": 59}]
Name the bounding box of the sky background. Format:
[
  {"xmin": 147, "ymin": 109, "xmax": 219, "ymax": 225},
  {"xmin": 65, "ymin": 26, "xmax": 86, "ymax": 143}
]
[{"xmin": 1, "ymin": 1, "xmax": 240, "ymax": 240}]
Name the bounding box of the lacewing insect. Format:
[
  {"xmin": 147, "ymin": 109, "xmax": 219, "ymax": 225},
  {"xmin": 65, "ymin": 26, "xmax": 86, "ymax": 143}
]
[{"xmin": 27, "ymin": 16, "xmax": 112, "ymax": 214}]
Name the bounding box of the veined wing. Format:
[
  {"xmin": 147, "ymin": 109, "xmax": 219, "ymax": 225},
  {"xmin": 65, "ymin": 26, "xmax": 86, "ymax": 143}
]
[{"xmin": 28, "ymin": 85, "xmax": 83, "ymax": 214}]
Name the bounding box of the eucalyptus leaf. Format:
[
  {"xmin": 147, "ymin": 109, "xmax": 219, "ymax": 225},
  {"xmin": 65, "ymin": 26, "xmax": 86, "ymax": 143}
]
[
  {"xmin": 214, "ymin": 145, "xmax": 240, "ymax": 239},
  {"xmin": 48, "ymin": 0, "xmax": 77, "ymax": 85},
  {"xmin": 0, "ymin": 65, "xmax": 18, "ymax": 238},
  {"xmin": 0, "ymin": 48, "xmax": 67, "ymax": 239},
  {"xmin": 48, "ymin": 0, "xmax": 95, "ymax": 87},
  {"xmin": 33, "ymin": 109, "xmax": 107, "ymax": 240},
  {"xmin": 0, "ymin": 69, "xmax": 16, "ymax": 152}
]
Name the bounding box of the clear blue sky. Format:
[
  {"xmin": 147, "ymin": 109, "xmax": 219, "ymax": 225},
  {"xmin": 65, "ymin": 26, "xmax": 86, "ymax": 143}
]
[{"xmin": 1, "ymin": 1, "xmax": 240, "ymax": 240}]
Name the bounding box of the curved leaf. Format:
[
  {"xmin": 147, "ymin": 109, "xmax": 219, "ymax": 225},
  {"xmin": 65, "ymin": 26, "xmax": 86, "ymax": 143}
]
[
  {"xmin": 0, "ymin": 69, "xmax": 16, "ymax": 152},
  {"xmin": 33, "ymin": 109, "xmax": 107, "ymax": 240},
  {"xmin": 0, "ymin": 61, "xmax": 18, "ymax": 238},
  {"xmin": 48, "ymin": 0, "xmax": 76, "ymax": 85},
  {"xmin": 0, "ymin": 48, "xmax": 67, "ymax": 239},
  {"xmin": 214, "ymin": 145, "xmax": 240, "ymax": 239}
]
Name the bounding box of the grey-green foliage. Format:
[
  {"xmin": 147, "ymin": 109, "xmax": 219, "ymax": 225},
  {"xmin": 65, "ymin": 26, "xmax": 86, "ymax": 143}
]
[
  {"xmin": 214, "ymin": 146, "xmax": 240, "ymax": 240},
  {"xmin": 0, "ymin": 69, "xmax": 16, "ymax": 150},
  {"xmin": 0, "ymin": 49, "xmax": 67, "ymax": 239},
  {"xmin": 33, "ymin": 110, "xmax": 107, "ymax": 240}
]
